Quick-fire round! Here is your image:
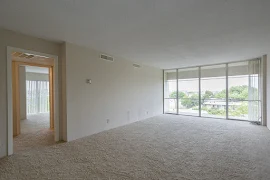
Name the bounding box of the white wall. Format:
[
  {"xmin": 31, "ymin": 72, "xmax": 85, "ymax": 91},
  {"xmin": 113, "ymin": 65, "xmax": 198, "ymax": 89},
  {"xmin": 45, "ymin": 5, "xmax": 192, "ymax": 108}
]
[
  {"xmin": 60, "ymin": 43, "xmax": 67, "ymax": 141},
  {"xmin": 0, "ymin": 29, "xmax": 61, "ymax": 158},
  {"xmin": 0, "ymin": 29, "xmax": 162, "ymax": 158},
  {"xmin": 19, "ymin": 66, "xmax": 27, "ymax": 120},
  {"xmin": 65, "ymin": 43, "xmax": 163, "ymax": 141},
  {"xmin": 266, "ymin": 54, "xmax": 270, "ymax": 130}
]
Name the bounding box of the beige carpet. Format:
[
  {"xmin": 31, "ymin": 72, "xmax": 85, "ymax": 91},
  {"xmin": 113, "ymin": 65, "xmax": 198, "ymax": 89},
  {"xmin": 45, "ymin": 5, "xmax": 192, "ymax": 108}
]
[
  {"xmin": 13, "ymin": 113, "xmax": 55, "ymax": 153},
  {"xmin": 1, "ymin": 115, "xmax": 270, "ymax": 180}
]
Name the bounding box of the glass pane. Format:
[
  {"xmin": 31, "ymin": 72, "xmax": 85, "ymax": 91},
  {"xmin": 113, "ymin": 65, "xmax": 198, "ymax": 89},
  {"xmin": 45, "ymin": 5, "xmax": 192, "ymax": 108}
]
[
  {"xmin": 228, "ymin": 100, "xmax": 260, "ymax": 121},
  {"xmin": 178, "ymin": 67, "xmax": 199, "ymax": 116},
  {"xmin": 228, "ymin": 60, "xmax": 261, "ymax": 120},
  {"xmin": 201, "ymin": 99, "xmax": 226, "ymax": 118},
  {"xmin": 26, "ymin": 80, "xmax": 50, "ymax": 114},
  {"xmin": 164, "ymin": 99, "xmax": 177, "ymax": 114},
  {"xmin": 164, "ymin": 70, "xmax": 177, "ymax": 114},
  {"xmin": 228, "ymin": 61, "xmax": 259, "ymax": 101},
  {"xmin": 178, "ymin": 98, "xmax": 199, "ymax": 116},
  {"xmin": 201, "ymin": 64, "xmax": 226, "ymax": 118}
]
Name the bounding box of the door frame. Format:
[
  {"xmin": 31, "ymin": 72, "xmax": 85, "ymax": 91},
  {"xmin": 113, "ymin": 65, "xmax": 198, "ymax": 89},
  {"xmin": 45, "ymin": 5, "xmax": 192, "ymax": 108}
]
[
  {"xmin": 7, "ymin": 47, "xmax": 59, "ymax": 155},
  {"xmin": 12, "ymin": 62, "xmax": 54, "ymax": 136}
]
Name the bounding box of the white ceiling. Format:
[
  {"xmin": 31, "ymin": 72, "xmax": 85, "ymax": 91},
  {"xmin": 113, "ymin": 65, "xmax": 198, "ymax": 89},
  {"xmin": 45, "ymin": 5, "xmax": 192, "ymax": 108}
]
[
  {"xmin": 1, "ymin": 0, "xmax": 270, "ymax": 69},
  {"xmin": 25, "ymin": 66, "xmax": 49, "ymax": 74}
]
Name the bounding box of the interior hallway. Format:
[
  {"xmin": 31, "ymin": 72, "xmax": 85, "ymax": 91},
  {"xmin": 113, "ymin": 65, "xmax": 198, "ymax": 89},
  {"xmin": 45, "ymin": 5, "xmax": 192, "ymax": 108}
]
[{"xmin": 13, "ymin": 113, "xmax": 55, "ymax": 153}]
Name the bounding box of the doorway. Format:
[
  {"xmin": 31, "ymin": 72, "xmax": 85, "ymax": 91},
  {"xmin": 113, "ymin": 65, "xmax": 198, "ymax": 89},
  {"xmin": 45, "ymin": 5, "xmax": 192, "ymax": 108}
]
[
  {"xmin": 13, "ymin": 64, "xmax": 55, "ymax": 152},
  {"xmin": 7, "ymin": 47, "xmax": 59, "ymax": 155}
]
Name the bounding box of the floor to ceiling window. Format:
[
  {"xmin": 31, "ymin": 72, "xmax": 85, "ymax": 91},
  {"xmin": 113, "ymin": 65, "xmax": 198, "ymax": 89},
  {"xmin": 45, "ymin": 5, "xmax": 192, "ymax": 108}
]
[
  {"xmin": 178, "ymin": 67, "xmax": 199, "ymax": 116},
  {"xmin": 163, "ymin": 58, "xmax": 262, "ymax": 122},
  {"xmin": 228, "ymin": 60, "xmax": 260, "ymax": 121},
  {"xmin": 201, "ymin": 64, "xmax": 226, "ymax": 119},
  {"xmin": 164, "ymin": 69, "xmax": 177, "ymax": 114}
]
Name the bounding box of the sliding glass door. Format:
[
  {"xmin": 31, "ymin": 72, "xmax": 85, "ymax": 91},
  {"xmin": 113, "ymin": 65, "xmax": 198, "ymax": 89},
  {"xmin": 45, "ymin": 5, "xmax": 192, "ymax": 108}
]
[{"xmin": 163, "ymin": 58, "xmax": 262, "ymax": 122}]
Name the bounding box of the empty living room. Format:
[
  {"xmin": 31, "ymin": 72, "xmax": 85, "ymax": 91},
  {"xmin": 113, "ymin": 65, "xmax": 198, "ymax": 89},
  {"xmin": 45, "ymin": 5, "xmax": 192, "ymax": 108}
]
[{"xmin": 1, "ymin": 0, "xmax": 270, "ymax": 179}]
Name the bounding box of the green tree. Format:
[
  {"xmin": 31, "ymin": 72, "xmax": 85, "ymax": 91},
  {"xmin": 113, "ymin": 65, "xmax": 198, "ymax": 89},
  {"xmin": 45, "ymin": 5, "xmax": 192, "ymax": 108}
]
[
  {"xmin": 181, "ymin": 94, "xmax": 199, "ymax": 108},
  {"xmin": 215, "ymin": 89, "xmax": 226, "ymax": 99},
  {"xmin": 213, "ymin": 85, "xmax": 255, "ymax": 100},
  {"xmin": 202, "ymin": 90, "xmax": 214, "ymax": 103},
  {"xmin": 208, "ymin": 86, "xmax": 253, "ymax": 116},
  {"xmin": 169, "ymin": 91, "xmax": 187, "ymax": 110},
  {"xmin": 168, "ymin": 85, "xmax": 257, "ymax": 116},
  {"xmin": 204, "ymin": 90, "xmax": 214, "ymax": 98},
  {"xmin": 207, "ymin": 108, "xmax": 226, "ymax": 116},
  {"xmin": 228, "ymin": 85, "xmax": 249, "ymax": 100},
  {"xmin": 229, "ymin": 102, "xmax": 248, "ymax": 117},
  {"xmin": 169, "ymin": 91, "xmax": 186, "ymax": 99}
]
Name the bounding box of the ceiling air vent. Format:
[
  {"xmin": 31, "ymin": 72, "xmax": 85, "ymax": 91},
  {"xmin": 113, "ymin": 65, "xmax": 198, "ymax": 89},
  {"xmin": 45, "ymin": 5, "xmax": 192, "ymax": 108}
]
[
  {"xmin": 100, "ymin": 54, "xmax": 114, "ymax": 62},
  {"xmin": 133, "ymin": 64, "xmax": 141, "ymax": 68},
  {"xmin": 25, "ymin": 54, "xmax": 35, "ymax": 59},
  {"xmin": 12, "ymin": 52, "xmax": 35, "ymax": 59}
]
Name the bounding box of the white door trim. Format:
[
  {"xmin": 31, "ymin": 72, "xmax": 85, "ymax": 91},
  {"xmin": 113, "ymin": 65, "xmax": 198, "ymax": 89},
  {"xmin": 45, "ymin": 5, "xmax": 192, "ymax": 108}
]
[{"xmin": 6, "ymin": 46, "xmax": 59, "ymax": 155}]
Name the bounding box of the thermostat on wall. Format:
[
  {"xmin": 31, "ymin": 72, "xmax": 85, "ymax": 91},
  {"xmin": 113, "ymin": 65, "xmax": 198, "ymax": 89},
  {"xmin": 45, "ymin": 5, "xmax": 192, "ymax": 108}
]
[{"xmin": 86, "ymin": 79, "xmax": 91, "ymax": 84}]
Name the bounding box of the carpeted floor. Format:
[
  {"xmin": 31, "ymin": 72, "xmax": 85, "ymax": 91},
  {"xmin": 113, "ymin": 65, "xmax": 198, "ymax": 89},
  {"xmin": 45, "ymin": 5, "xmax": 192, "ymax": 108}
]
[
  {"xmin": 1, "ymin": 115, "xmax": 270, "ymax": 180},
  {"xmin": 13, "ymin": 113, "xmax": 55, "ymax": 153}
]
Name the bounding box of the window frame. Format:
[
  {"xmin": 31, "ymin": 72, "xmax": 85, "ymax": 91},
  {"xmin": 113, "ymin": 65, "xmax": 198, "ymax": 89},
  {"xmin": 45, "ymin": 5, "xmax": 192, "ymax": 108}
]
[{"xmin": 163, "ymin": 58, "xmax": 262, "ymax": 122}]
